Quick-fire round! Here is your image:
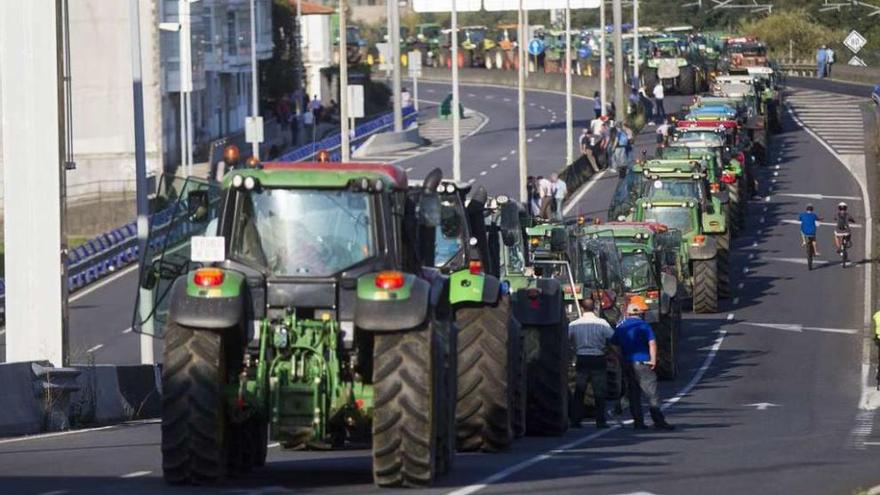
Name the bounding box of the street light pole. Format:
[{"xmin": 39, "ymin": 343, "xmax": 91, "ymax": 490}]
[
  {"xmin": 390, "ymin": 0, "xmax": 403, "ymax": 132},
  {"xmin": 517, "ymin": 1, "xmax": 527, "ymax": 202},
  {"xmin": 612, "ymin": 0, "xmax": 624, "ymax": 121},
  {"xmin": 600, "ymin": 0, "xmax": 607, "ymax": 117},
  {"xmin": 180, "ymin": 0, "xmax": 193, "ymax": 177},
  {"xmin": 565, "ymin": 2, "xmax": 573, "ymax": 165},
  {"xmin": 633, "ymin": 0, "xmax": 639, "ymax": 88},
  {"xmin": 340, "ymin": 0, "xmax": 350, "ymax": 162},
  {"xmin": 249, "ymin": 0, "xmax": 260, "ymax": 159},
  {"xmin": 452, "ymin": 0, "xmax": 461, "ymax": 181}
]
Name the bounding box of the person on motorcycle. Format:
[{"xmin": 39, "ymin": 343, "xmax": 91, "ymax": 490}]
[
  {"xmin": 834, "ymin": 202, "xmax": 856, "ymax": 254},
  {"xmin": 798, "ymin": 204, "xmax": 820, "ymax": 256}
]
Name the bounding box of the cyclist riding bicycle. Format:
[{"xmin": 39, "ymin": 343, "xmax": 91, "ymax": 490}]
[
  {"xmin": 799, "ymin": 204, "xmax": 821, "ymax": 256},
  {"xmin": 834, "ymin": 202, "xmax": 856, "ymax": 254}
]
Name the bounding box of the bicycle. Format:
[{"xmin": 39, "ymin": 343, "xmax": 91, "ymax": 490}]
[
  {"xmin": 804, "ymin": 235, "xmax": 816, "ymax": 271},
  {"xmin": 836, "ymin": 231, "xmax": 852, "ymax": 268}
]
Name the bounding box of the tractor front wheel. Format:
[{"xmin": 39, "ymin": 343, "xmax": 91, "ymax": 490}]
[
  {"xmin": 692, "ymin": 259, "xmax": 719, "ymax": 314},
  {"xmin": 523, "ymin": 320, "xmax": 569, "ymax": 436}
]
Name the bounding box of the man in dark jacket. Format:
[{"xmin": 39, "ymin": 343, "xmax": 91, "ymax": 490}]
[{"xmin": 612, "ymin": 296, "xmax": 674, "ymax": 430}]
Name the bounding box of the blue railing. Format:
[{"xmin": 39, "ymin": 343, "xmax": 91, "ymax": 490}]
[{"xmin": 0, "ymin": 107, "xmax": 420, "ymax": 323}]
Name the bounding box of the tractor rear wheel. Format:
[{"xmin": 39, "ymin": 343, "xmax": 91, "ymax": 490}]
[
  {"xmin": 692, "ymin": 259, "xmax": 719, "ymax": 314},
  {"xmin": 523, "ymin": 320, "xmax": 569, "ymax": 436},
  {"xmin": 654, "ymin": 310, "xmax": 680, "ymax": 380},
  {"xmin": 455, "ymin": 298, "xmax": 520, "ymax": 452},
  {"xmin": 678, "ymin": 66, "xmax": 696, "ymax": 95},
  {"xmin": 372, "ymin": 315, "xmax": 453, "ymax": 487},
  {"xmin": 161, "ymin": 322, "xmax": 230, "ymax": 484}
]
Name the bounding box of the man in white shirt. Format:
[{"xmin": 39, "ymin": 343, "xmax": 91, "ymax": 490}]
[
  {"xmin": 652, "ymin": 82, "xmax": 665, "ymax": 123},
  {"xmin": 537, "ymin": 175, "xmax": 553, "ymax": 219},
  {"xmin": 401, "ymin": 87, "xmax": 413, "ymax": 109},
  {"xmin": 551, "ymin": 173, "xmax": 567, "ymax": 220},
  {"xmin": 569, "ymin": 298, "xmax": 615, "ymax": 428}
]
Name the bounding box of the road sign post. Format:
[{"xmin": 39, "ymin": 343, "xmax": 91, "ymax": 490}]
[{"xmin": 408, "ymin": 50, "xmax": 422, "ymax": 112}]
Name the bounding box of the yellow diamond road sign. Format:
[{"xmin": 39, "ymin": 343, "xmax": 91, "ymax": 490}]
[{"xmin": 844, "ymin": 30, "xmax": 867, "ymax": 54}]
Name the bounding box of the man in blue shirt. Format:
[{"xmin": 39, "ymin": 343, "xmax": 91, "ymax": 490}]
[
  {"xmin": 612, "ymin": 297, "xmax": 674, "ymax": 430},
  {"xmin": 799, "ymin": 204, "xmax": 821, "ymax": 256}
]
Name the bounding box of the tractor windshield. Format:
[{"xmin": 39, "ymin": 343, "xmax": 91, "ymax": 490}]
[
  {"xmin": 620, "ymin": 251, "xmax": 655, "ymax": 293},
  {"xmin": 467, "ymin": 29, "xmax": 487, "ymax": 43},
  {"xmin": 643, "ymin": 206, "xmax": 695, "ymax": 235},
  {"xmin": 643, "ymin": 179, "xmax": 701, "ymax": 201},
  {"xmin": 434, "ymin": 197, "xmax": 464, "ymax": 267},
  {"xmin": 229, "ymin": 188, "xmax": 375, "ymax": 277}
]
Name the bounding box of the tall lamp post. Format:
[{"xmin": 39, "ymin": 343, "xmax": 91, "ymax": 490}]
[{"xmin": 248, "ymin": 0, "xmax": 262, "ymax": 160}]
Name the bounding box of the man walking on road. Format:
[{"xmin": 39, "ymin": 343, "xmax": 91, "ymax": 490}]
[
  {"xmin": 538, "ymin": 175, "xmax": 553, "ymax": 219},
  {"xmin": 612, "ymin": 297, "xmax": 675, "ymax": 430},
  {"xmin": 652, "ymin": 82, "xmax": 665, "ymax": 123},
  {"xmin": 569, "ymin": 298, "xmax": 615, "ymax": 429},
  {"xmin": 551, "ymin": 173, "xmax": 567, "ymax": 221},
  {"xmin": 816, "ymin": 45, "xmax": 828, "ymax": 79}
]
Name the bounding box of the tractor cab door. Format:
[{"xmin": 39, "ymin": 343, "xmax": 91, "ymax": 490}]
[
  {"xmin": 655, "ymin": 228, "xmax": 686, "ymax": 281},
  {"xmin": 131, "ymin": 174, "xmax": 223, "ymax": 338}
]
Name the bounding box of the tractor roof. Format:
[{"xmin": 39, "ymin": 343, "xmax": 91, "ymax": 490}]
[
  {"xmin": 678, "ymin": 119, "xmax": 738, "ymax": 130},
  {"xmin": 639, "ymin": 158, "xmax": 703, "ymax": 172},
  {"xmin": 228, "ymin": 162, "xmax": 408, "ymax": 189},
  {"xmin": 640, "ymin": 197, "xmax": 699, "ymax": 208},
  {"xmin": 583, "ymin": 221, "xmax": 669, "ymax": 238}
]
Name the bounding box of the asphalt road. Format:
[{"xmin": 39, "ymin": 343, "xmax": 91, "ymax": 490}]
[{"xmin": 3, "ymin": 81, "xmax": 880, "ymax": 495}]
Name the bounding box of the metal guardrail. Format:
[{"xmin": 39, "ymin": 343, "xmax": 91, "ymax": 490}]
[{"xmin": 0, "ymin": 107, "xmax": 421, "ymax": 324}]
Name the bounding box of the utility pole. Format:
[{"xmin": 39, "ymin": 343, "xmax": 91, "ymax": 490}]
[
  {"xmin": 612, "ymin": 0, "xmax": 624, "ymax": 122},
  {"xmin": 340, "ymin": 0, "xmax": 350, "ymax": 161},
  {"xmin": 249, "ymin": 0, "xmax": 261, "ymax": 159},
  {"xmin": 130, "ymin": 0, "xmax": 154, "ymax": 365},
  {"xmin": 452, "ymin": 0, "xmax": 461, "ymax": 181},
  {"xmin": 517, "ymin": 1, "xmax": 527, "ymax": 202},
  {"xmin": 632, "ymin": 0, "xmax": 639, "ymax": 89},
  {"xmin": 600, "ymin": 0, "xmax": 607, "ymax": 116},
  {"xmin": 565, "ymin": 1, "xmax": 573, "ymax": 165},
  {"xmin": 390, "ymin": 0, "xmax": 403, "ymax": 131}
]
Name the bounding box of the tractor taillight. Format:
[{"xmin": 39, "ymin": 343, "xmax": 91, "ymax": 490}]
[
  {"xmin": 193, "ymin": 268, "xmax": 224, "ymax": 287},
  {"xmin": 721, "ymin": 172, "xmax": 736, "ymax": 184},
  {"xmin": 647, "ymin": 290, "xmax": 660, "ymax": 300},
  {"xmin": 469, "ymin": 260, "xmax": 483, "ymax": 275},
  {"xmin": 375, "ymin": 271, "xmax": 405, "ymax": 290}
]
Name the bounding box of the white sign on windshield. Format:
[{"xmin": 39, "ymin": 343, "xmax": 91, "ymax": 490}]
[
  {"xmin": 412, "ymin": 0, "xmax": 481, "ymax": 12},
  {"xmin": 191, "ymin": 236, "xmax": 226, "ymax": 263},
  {"xmin": 483, "ymin": 0, "xmax": 599, "ymax": 10}
]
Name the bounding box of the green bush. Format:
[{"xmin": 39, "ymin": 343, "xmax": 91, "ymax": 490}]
[{"xmin": 739, "ymin": 9, "xmax": 844, "ymax": 60}]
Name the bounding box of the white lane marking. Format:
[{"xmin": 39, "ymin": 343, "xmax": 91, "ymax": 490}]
[
  {"xmin": 849, "ymin": 410, "xmax": 876, "ymax": 450},
  {"xmin": 69, "ymin": 263, "xmax": 139, "ymax": 302},
  {"xmin": 737, "ymin": 282, "xmax": 745, "ymax": 289},
  {"xmin": 503, "ymin": 97, "xmax": 511, "ymax": 102},
  {"xmin": 752, "ymin": 241, "xmax": 758, "ymax": 247},
  {"xmin": 509, "ymin": 149, "xmax": 516, "ymax": 155},
  {"xmin": 760, "ymin": 216, "xmax": 765, "ymax": 224},
  {"xmin": 781, "ymin": 219, "xmax": 862, "ymax": 228},
  {"xmin": 529, "ymin": 102, "xmax": 535, "ymax": 106},
  {"xmin": 763, "ymin": 256, "xmax": 831, "ymax": 267},
  {"xmin": 122, "ymin": 327, "xmax": 133, "ymax": 334},
  {"xmin": 778, "ymin": 193, "xmax": 861, "ymax": 201},
  {"xmin": 501, "ymin": 156, "xmax": 508, "ymax": 162},
  {"xmin": 405, "ymin": 167, "xmax": 414, "ymax": 172},
  {"xmin": 86, "ymin": 344, "xmax": 104, "ymax": 354},
  {"xmin": 268, "ymin": 442, "xmax": 280, "ymax": 448},
  {"xmin": 743, "ymin": 402, "xmax": 780, "ymax": 410},
  {"xmin": 562, "ymin": 171, "xmax": 609, "ymax": 215},
  {"xmin": 120, "ymin": 471, "xmax": 151, "ymax": 478},
  {"xmin": 771, "ymin": 178, "xmax": 777, "ymax": 184},
  {"xmin": 426, "ymin": 88, "xmax": 435, "ymax": 93},
  {"xmin": 733, "ymin": 297, "xmax": 740, "ymax": 305},
  {"xmin": 467, "ymin": 93, "xmax": 476, "ymax": 97},
  {"xmin": 467, "ymin": 178, "xmax": 477, "ymax": 184},
  {"xmin": 741, "ymin": 321, "xmax": 859, "ymax": 335},
  {"xmin": 447, "ymin": 329, "xmax": 728, "ymax": 495},
  {"xmin": 533, "ymin": 133, "xmax": 541, "ymax": 138},
  {"xmin": 764, "ymin": 196, "xmax": 771, "ymax": 202},
  {"xmin": 726, "ymin": 313, "xmax": 735, "ymax": 321},
  {"xmin": 527, "ymin": 138, "xmax": 533, "ymax": 143},
  {"xmin": 479, "ymin": 171, "xmax": 488, "ymax": 176},
  {"xmin": 490, "ymin": 163, "xmax": 498, "ymax": 169},
  {"xmin": 742, "ymin": 267, "xmax": 749, "ymax": 274},
  {"xmin": 0, "ymin": 418, "xmax": 160, "ymax": 445},
  {"xmin": 773, "ymin": 171, "xmax": 779, "ymax": 176}
]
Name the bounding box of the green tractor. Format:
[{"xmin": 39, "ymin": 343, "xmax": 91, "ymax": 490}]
[
  {"xmin": 489, "ymin": 198, "xmax": 572, "ymax": 436},
  {"xmin": 134, "ymin": 163, "xmax": 460, "ymax": 487},
  {"xmin": 461, "ymin": 26, "xmax": 493, "ymax": 68},
  {"xmin": 643, "ymin": 37, "xmax": 702, "ymax": 95},
  {"xmin": 579, "ymin": 222, "xmax": 683, "ymax": 379},
  {"xmin": 416, "ymin": 23, "xmax": 443, "ymax": 67},
  {"xmin": 408, "ymin": 180, "xmax": 525, "ymax": 452},
  {"xmin": 630, "ymin": 196, "xmax": 726, "ymax": 313}
]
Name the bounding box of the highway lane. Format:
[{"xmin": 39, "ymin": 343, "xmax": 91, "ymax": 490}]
[{"xmin": 6, "ymin": 86, "xmax": 879, "ymax": 495}]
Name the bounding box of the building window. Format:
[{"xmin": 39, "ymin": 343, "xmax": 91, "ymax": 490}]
[{"xmin": 226, "ymin": 11, "xmax": 236, "ymax": 56}]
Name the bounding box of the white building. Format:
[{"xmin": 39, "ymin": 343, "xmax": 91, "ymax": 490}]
[
  {"xmin": 0, "ymin": 0, "xmax": 274, "ymax": 209},
  {"xmin": 296, "ymin": 0, "xmax": 335, "ymax": 103}
]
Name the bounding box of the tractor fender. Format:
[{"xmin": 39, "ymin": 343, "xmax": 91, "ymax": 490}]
[
  {"xmin": 511, "ymin": 277, "xmax": 564, "ymax": 326},
  {"xmin": 481, "ymin": 273, "xmax": 501, "ymax": 304},
  {"xmin": 355, "ymin": 274, "xmax": 431, "ymax": 331},
  {"xmin": 688, "ymin": 236, "xmax": 717, "ymax": 260},
  {"xmin": 169, "ymin": 269, "xmax": 246, "ymax": 329}
]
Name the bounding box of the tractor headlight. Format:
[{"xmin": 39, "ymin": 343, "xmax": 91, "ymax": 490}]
[
  {"xmin": 232, "ymin": 174, "xmax": 244, "ymax": 188},
  {"xmin": 244, "ymin": 176, "xmax": 257, "ymax": 190},
  {"xmin": 445, "ymin": 183, "xmax": 456, "ymax": 194}
]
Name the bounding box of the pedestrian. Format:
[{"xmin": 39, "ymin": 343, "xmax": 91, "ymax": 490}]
[
  {"xmin": 639, "ymin": 86, "xmax": 654, "ymax": 124},
  {"xmin": 593, "ymin": 90, "xmax": 602, "ymax": 119},
  {"xmin": 655, "ymin": 118, "xmax": 671, "ymax": 146},
  {"xmin": 569, "ymin": 298, "xmax": 615, "ymax": 429},
  {"xmin": 580, "ymin": 128, "xmax": 600, "ymax": 172},
  {"xmin": 652, "ymin": 81, "xmax": 665, "ymax": 123},
  {"xmin": 551, "ymin": 173, "xmax": 567, "ymax": 221},
  {"xmin": 612, "ymin": 296, "xmax": 675, "ymax": 430},
  {"xmin": 309, "ymin": 94, "xmax": 323, "ymax": 121},
  {"xmin": 611, "ymin": 123, "xmax": 629, "ymax": 175},
  {"xmin": 290, "ymin": 109, "xmax": 300, "ymax": 145},
  {"xmin": 303, "ymin": 108, "xmax": 315, "ymax": 143},
  {"xmin": 527, "ymin": 176, "xmax": 540, "ymax": 217},
  {"xmin": 538, "ymin": 175, "xmax": 553, "ymax": 219},
  {"xmin": 826, "ymin": 47, "xmax": 835, "ymax": 78},
  {"xmin": 816, "ymin": 45, "xmax": 828, "ymax": 79},
  {"xmin": 401, "ymin": 87, "xmax": 413, "ymax": 109}
]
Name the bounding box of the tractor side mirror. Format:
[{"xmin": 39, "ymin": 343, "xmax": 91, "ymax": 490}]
[
  {"xmin": 661, "ymin": 271, "xmax": 677, "ymax": 298},
  {"xmin": 187, "ymin": 190, "xmax": 211, "ymax": 224}
]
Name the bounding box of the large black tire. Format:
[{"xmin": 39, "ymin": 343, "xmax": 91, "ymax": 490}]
[
  {"xmin": 372, "ymin": 316, "xmax": 453, "ymax": 487},
  {"xmin": 678, "ymin": 66, "xmax": 696, "ymax": 95},
  {"xmin": 717, "ymin": 232, "xmax": 731, "ymax": 298},
  {"xmin": 692, "ymin": 259, "xmax": 719, "ymax": 314},
  {"xmin": 455, "ymin": 298, "xmax": 520, "ymax": 452},
  {"xmin": 654, "ymin": 309, "xmax": 680, "ymax": 380},
  {"xmin": 161, "ymin": 322, "xmax": 229, "ymax": 484},
  {"xmin": 523, "ymin": 320, "xmax": 569, "ymax": 436},
  {"xmin": 510, "ymin": 316, "xmax": 527, "ymax": 438}
]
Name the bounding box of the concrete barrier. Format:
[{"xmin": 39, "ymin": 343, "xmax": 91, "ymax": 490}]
[
  {"xmin": 0, "ymin": 361, "xmax": 45, "ymax": 436},
  {"xmin": 69, "ymin": 364, "xmax": 161, "ymax": 426},
  {"xmin": 353, "ymin": 124, "xmax": 424, "ymax": 158}
]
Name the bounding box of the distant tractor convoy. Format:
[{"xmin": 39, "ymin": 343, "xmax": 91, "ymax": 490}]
[{"xmin": 134, "ymin": 25, "xmax": 779, "ymax": 489}]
